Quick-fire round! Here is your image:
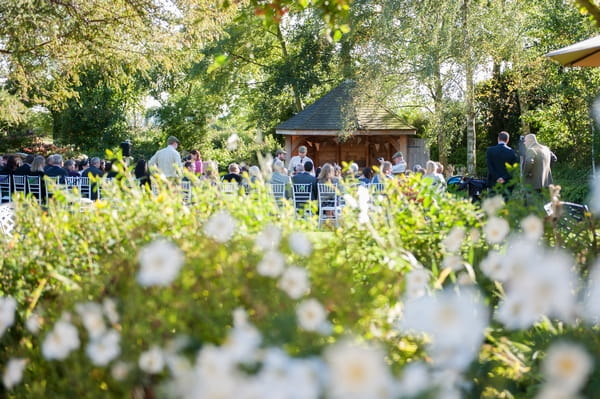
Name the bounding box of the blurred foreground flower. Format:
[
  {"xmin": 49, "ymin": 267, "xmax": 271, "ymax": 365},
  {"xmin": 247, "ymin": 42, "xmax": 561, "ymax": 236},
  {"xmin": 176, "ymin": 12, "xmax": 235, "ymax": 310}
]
[
  {"xmin": 42, "ymin": 320, "xmax": 80, "ymax": 360},
  {"xmin": 297, "ymin": 299, "xmax": 328, "ymax": 332},
  {"xmin": 521, "ymin": 214, "xmax": 544, "ymax": 241},
  {"xmin": 137, "ymin": 239, "xmax": 185, "ymax": 287},
  {"xmin": 540, "ymin": 342, "xmax": 592, "ymax": 396},
  {"xmin": 139, "ymin": 346, "xmax": 165, "ymax": 374},
  {"xmin": 484, "ymin": 217, "xmax": 510, "ymax": 244},
  {"xmin": 257, "ymin": 250, "xmax": 286, "ymax": 277},
  {"xmin": 226, "ymin": 133, "xmax": 240, "ymax": 151},
  {"xmin": 288, "ymin": 232, "xmax": 313, "ymax": 257},
  {"xmin": 2, "ymin": 358, "xmax": 27, "ymax": 390},
  {"xmin": 0, "ymin": 296, "xmax": 16, "ymax": 337},
  {"xmin": 204, "ymin": 210, "xmax": 236, "ymax": 243},
  {"xmin": 324, "ymin": 340, "xmax": 395, "ymax": 399},
  {"xmin": 254, "ymin": 224, "xmax": 282, "ymax": 251},
  {"xmin": 86, "ymin": 329, "xmax": 121, "ymax": 366},
  {"xmin": 482, "ymin": 195, "xmax": 504, "ymax": 216},
  {"xmin": 278, "ymin": 266, "xmax": 310, "ymax": 299}
]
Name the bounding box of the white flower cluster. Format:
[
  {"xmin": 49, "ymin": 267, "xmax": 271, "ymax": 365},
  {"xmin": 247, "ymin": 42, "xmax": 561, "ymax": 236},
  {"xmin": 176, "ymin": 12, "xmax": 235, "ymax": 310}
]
[
  {"xmin": 343, "ymin": 185, "xmax": 371, "ymax": 224},
  {"xmin": 161, "ymin": 310, "xmax": 406, "ymax": 399},
  {"xmin": 0, "ymin": 296, "xmax": 16, "ymax": 338},
  {"xmin": 137, "ymin": 239, "xmax": 185, "ymax": 287},
  {"xmin": 42, "ymin": 318, "xmax": 80, "ymax": 360},
  {"xmin": 536, "ymin": 342, "xmax": 592, "ymax": 399},
  {"xmin": 400, "ymin": 287, "xmax": 489, "ymax": 372},
  {"xmin": 2, "ymin": 358, "xmax": 27, "ymax": 390},
  {"xmin": 203, "ymin": 210, "xmax": 237, "ymax": 243}
]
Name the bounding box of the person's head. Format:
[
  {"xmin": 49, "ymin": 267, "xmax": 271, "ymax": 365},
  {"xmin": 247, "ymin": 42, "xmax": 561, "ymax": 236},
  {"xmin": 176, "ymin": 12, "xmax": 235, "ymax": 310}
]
[
  {"xmin": 184, "ymin": 161, "xmax": 194, "ymax": 172},
  {"xmin": 78, "ymin": 158, "xmax": 89, "ymax": 170},
  {"xmin": 524, "ymin": 134, "xmax": 537, "ymax": 148},
  {"xmin": 5, "ymin": 155, "xmax": 20, "ymax": 172},
  {"xmin": 392, "ymin": 151, "xmax": 404, "ymax": 164},
  {"xmin": 349, "ymin": 162, "xmax": 359, "ymax": 175},
  {"xmin": 425, "ymin": 160, "xmax": 437, "ymax": 175},
  {"xmin": 0, "ymin": 155, "xmax": 5, "ymax": 167},
  {"xmin": 413, "ymin": 164, "xmax": 424, "ymax": 174},
  {"xmin": 362, "ymin": 167, "xmax": 373, "ymax": 180},
  {"xmin": 24, "ymin": 154, "xmax": 35, "ymax": 165},
  {"xmin": 318, "ymin": 163, "xmax": 335, "ymax": 182},
  {"xmin": 304, "ymin": 160, "xmax": 314, "ymax": 173},
  {"xmin": 204, "ymin": 161, "xmax": 219, "ymax": 180},
  {"xmin": 273, "ymin": 159, "xmax": 285, "ymax": 173},
  {"xmin": 295, "ymin": 162, "xmax": 305, "ymax": 173},
  {"xmin": 64, "ymin": 159, "xmax": 76, "ymax": 172},
  {"xmin": 436, "ymin": 162, "xmax": 444, "ymax": 175},
  {"xmin": 498, "ymin": 131, "xmax": 510, "ymax": 144},
  {"xmin": 228, "ymin": 163, "xmax": 240, "ymax": 174},
  {"xmin": 190, "ymin": 149, "xmax": 201, "ymax": 161},
  {"xmin": 50, "ymin": 154, "xmax": 64, "ymax": 167},
  {"xmin": 167, "ymin": 136, "xmax": 180, "ymax": 148},
  {"xmin": 248, "ymin": 165, "xmax": 262, "ymax": 181},
  {"xmin": 298, "ymin": 145, "xmax": 308, "ymax": 157},
  {"xmin": 276, "ymin": 149, "xmax": 287, "ymax": 161},
  {"xmin": 90, "ymin": 157, "xmax": 101, "ymax": 168},
  {"xmin": 381, "ymin": 161, "xmax": 393, "ymax": 175},
  {"xmin": 31, "ymin": 155, "xmax": 46, "ymax": 173}
]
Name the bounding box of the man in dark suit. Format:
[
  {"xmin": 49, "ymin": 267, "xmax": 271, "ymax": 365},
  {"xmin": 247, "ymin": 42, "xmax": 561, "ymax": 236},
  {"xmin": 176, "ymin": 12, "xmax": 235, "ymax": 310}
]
[
  {"xmin": 486, "ymin": 131, "xmax": 518, "ymax": 189},
  {"xmin": 14, "ymin": 154, "xmax": 34, "ymax": 175},
  {"xmin": 292, "ymin": 161, "xmax": 318, "ymax": 201}
]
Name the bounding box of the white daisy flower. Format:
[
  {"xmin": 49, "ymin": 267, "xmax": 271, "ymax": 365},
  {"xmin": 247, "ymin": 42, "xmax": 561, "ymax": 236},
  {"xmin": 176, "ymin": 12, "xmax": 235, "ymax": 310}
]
[
  {"xmin": 278, "ymin": 266, "xmax": 310, "ymax": 299},
  {"xmin": 535, "ymin": 384, "xmax": 578, "ymax": 399},
  {"xmin": 481, "ymin": 195, "xmax": 504, "ymax": 216},
  {"xmin": 137, "ymin": 239, "xmax": 185, "ymax": 287},
  {"xmin": 542, "ymin": 342, "xmax": 592, "ymax": 394},
  {"xmin": 2, "ymin": 358, "xmax": 27, "ymax": 390},
  {"xmin": 42, "ymin": 320, "xmax": 80, "ymax": 360},
  {"xmin": 0, "ymin": 296, "xmax": 16, "ymax": 337},
  {"xmin": 204, "ymin": 210, "xmax": 237, "ymax": 243},
  {"xmin": 288, "ymin": 232, "xmax": 313, "ymax": 257},
  {"xmin": 254, "ymin": 224, "xmax": 282, "ymax": 251},
  {"xmin": 75, "ymin": 302, "xmax": 106, "ymax": 339},
  {"xmin": 25, "ymin": 313, "xmax": 42, "ymax": 334},
  {"xmin": 296, "ymin": 299, "xmax": 327, "ymax": 332},
  {"xmin": 86, "ymin": 329, "xmax": 121, "ymax": 366},
  {"xmin": 139, "ymin": 346, "xmax": 165, "ymax": 374},
  {"xmin": 442, "ymin": 227, "xmax": 465, "ymax": 253},
  {"xmin": 110, "ymin": 361, "xmax": 132, "ymax": 381},
  {"xmin": 324, "ymin": 340, "xmax": 395, "ymax": 399},
  {"xmin": 405, "ymin": 267, "xmax": 430, "ymax": 299},
  {"xmin": 442, "ymin": 255, "xmax": 464, "ymax": 272},
  {"xmin": 102, "ymin": 298, "xmax": 119, "ymax": 325},
  {"xmin": 521, "ymin": 214, "xmax": 544, "ymax": 240},
  {"xmin": 226, "ymin": 133, "xmax": 240, "ymax": 151},
  {"xmin": 484, "ymin": 216, "xmax": 510, "ymax": 244},
  {"xmin": 257, "ymin": 250, "xmax": 286, "ymax": 278},
  {"xmin": 480, "ymin": 250, "xmax": 508, "ymax": 282}
]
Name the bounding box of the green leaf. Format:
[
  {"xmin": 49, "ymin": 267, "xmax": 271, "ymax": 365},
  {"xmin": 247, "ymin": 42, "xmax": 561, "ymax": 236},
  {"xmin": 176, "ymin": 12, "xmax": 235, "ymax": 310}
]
[{"xmin": 207, "ymin": 54, "xmax": 230, "ymax": 74}]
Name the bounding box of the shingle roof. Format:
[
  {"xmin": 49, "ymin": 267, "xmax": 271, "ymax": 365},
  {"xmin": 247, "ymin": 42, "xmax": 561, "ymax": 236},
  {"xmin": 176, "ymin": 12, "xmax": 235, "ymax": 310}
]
[{"xmin": 275, "ymin": 80, "xmax": 415, "ymax": 132}]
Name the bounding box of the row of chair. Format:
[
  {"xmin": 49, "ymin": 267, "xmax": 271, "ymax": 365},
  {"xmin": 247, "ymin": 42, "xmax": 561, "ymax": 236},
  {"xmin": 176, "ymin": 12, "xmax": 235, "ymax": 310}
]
[{"xmin": 0, "ymin": 174, "xmax": 98, "ymax": 204}]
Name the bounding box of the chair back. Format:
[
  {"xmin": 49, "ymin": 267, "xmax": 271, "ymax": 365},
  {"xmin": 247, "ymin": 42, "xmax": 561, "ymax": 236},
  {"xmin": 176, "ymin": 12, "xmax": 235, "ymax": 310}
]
[
  {"xmin": 26, "ymin": 176, "xmax": 42, "ymax": 203},
  {"xmin": 45, "ymin": 175, "xmax": 63, "ymax": 201},
  {"xmin": 220, "ymin": 182, "xmax": 239, "ymax": 195},
  {"xmin": 78, "ymin": 176, "xmax": 92, "ymax": 199},
  {"xmin": 13, "ymin": 175, "xmax": 27, "ymax": 194},
  {"xmin": 181, "ymin": 180, "xmax": 192, "ymax": 204},
  {"xmin": 317, "ymin": 183, "xmax": 341, "ymax": 227},
  {"xmin": 0, "ymin": 175, "xmax": 11, "ymax": 203},
  {"xmin": 292, "ymin": 184, "xmax": 313, "ymax": 216},
  {"xmin": 269, "ymin": 183, "xmax": 286, "ymax": 202}
]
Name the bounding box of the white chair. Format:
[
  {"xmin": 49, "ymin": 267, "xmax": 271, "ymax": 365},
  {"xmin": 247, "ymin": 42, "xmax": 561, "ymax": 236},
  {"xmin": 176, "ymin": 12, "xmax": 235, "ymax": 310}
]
[
  {"xmin": 317, "ymin": 183, "xmax": 342, "ymax": 228},
  {"xmin": 13, "ymin": 175, "xmax": 27, "ymax": 195},
  {"xmin": 269, "ymin": 183, "xmax": 286, "ymax": 206},
  {"xmin": 181, "ymin": 180, "xmax": 192, "ymax": 204},
  {"xmin": 78, "ymin": 176, "xmax": 92, "ymax": 200},
  {"xmin": 292, "ymin": 183, "xmax": 314, "ymax": 218},
  {"xmin": 220, "ymin": 182, "xmax": 239, "ymax": 195},
  {"xmin": 65, "ymin": 176, "xmax": 80, "ymax": 193},
  {"xmin": 0, "ymin": 203, "xmax": 15, "ymax": 237},
  {"xmin": 0, "ymin": 175, "xmax": 11, "ymax": 203},
  {"xmin": 26, "ymin": 176, "xmax": 43, "ymax": 204},
  {"xmin": 45, "ymin": 175, "xmax": 62, "ymax": 202}
]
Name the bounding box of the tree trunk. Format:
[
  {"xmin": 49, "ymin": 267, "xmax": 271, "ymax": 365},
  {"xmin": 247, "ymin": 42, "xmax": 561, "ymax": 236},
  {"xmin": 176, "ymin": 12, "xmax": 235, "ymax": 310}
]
[
  {"xmin": 432, "ymin": 60, "xmax": 446, "ymax": 166},
  {"xmin": 463, "ymin": 0, "xmax": 476, "ymax": 175}
]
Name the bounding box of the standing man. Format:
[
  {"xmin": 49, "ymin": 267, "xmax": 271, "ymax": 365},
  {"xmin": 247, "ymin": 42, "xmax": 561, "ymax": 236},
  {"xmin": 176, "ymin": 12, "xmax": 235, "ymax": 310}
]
[
  {"xmin": 486, "ymin": 131, "xmax": 519, "ymax": 188},
  {"xmin": 391, "ymin": 151, "xmax": 407, "ymax": 175},
  {"xmin": 523, "ymin": 134, "xmax": 554, "ymax": 190},
  {"xmin": 273, "ymin": 149, "xmax": 287, "ymax": 167},
  {"xmin": 288, "ymin": 145, "xmax": 315, "ymax": 176},
  {"xmin": 148, "ymin": 136, "xmax": 182, "ymax": 180}
]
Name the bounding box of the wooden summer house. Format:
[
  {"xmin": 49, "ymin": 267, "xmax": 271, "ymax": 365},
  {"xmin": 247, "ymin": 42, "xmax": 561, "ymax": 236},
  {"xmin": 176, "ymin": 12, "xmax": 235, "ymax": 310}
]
[{"xmin": 275, "ymin": 81, "xmax": 428, "ymax": 168}]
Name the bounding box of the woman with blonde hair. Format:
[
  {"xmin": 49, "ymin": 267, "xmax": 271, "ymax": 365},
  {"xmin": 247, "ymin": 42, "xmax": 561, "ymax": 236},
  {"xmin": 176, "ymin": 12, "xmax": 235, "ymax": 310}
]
[
  {"xmin": 317, "ymin": 163, "xmax": 338, "ymax": 185},
  {"xmin": 423, "ymin": 160, "xmax": 446, "ymax": 191}
]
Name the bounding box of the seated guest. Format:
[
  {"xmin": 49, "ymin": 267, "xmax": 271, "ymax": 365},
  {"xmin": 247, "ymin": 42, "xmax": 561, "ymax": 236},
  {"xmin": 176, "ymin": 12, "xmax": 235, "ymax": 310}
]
[
  {"xmin": 182, "ymin": 161, "xmax": 195, "ymax": 181},
  {"xmin": 14, "ymin": 154, "xmax": 34, "ymax": 175},
  {"xmin": 202, "ymin": 161, "xmax": 219, "ymax": 185},
  {"xmin": 221, "ymin": 163, "xmax": 243, "ymax": 184},
  {"xmin": 317, "ymin": 163, "xmax": 339, "ymax": 185},
  {"xmin": 27, "ymin": 155, "xmax": 47, "ymax": 200},
  {"xmin": 292, "ymin": 161, "xmax": 317, "ymax": 200},
  {"xmin": 4, "ymin": 155, "xmax": 21, "ymax": 175},
  {"xmin": 270, "ymin": 159, "xmax": 292, "ymax": 198},
  {"xmin": 81, "ymin": 157, "xmax": 103, "ymax": 178},
  {"xmin": 247, "ymin": 166, "xmax": 263, "ymax": 184},
  {"xmin": 45, "ymin": 154, "xmax": 67, "ymax": 182},
  {"xmin": 78, "ymin": 158, "xmax": 89, "ymax": 173},
  {"xmin": 373, "ymin": 161, "xmax": 393, "ymax": 183},
  {"xmin": 358, "ymin": 167, "xmax": 375, "ymax": 185},
  {"xmin": 423, "ymin": 160, "xmax": 446, "ymax": 191},
  {"xmin": 64, "ymin": 160, "xmax": 81, "ymax": 177}
]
